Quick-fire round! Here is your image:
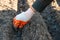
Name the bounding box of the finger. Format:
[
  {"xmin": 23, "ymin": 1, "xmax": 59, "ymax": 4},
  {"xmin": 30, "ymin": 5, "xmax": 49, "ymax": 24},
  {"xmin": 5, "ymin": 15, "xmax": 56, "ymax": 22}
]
[
  {"xmin": 13, "ymin": 18, "xmax": 20, "ymax": 28},
  {"xmin": 19, "ymin": 21, "xmax": 29, "ymax": 28}
]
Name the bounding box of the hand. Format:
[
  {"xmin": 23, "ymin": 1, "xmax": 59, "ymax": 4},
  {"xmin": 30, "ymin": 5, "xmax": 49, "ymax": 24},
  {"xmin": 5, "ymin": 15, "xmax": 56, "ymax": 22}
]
[
  {"xmin": 13, "ymin": 12, "xmax": 29, "ymax": 28},
  {"xmin": 13, "ymin": 8, "xmax": 35, "ymax": 29}
]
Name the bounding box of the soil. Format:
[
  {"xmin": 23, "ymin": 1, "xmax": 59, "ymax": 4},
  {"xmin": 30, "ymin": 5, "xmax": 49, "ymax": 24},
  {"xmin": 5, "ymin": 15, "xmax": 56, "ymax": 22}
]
[{"xmin": 0, "ymin": 0, "xmax": 60, "ymax": 40}]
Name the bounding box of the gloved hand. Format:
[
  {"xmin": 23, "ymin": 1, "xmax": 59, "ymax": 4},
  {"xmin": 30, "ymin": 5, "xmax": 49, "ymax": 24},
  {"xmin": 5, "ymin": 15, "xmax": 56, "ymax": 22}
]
[{"xmin": 13, "ymin": 8, "xmax": 35, "ymax": 28}]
